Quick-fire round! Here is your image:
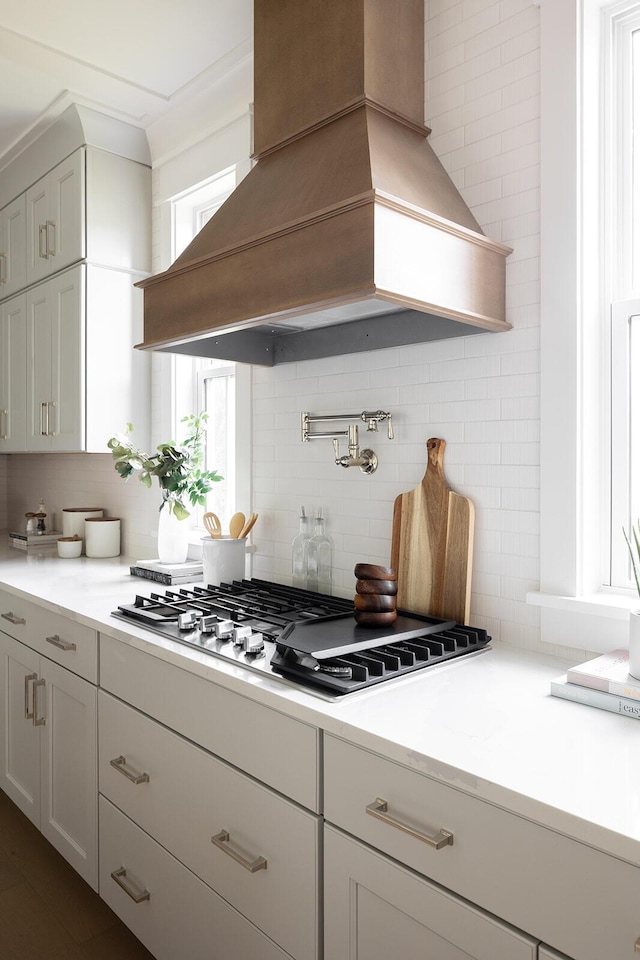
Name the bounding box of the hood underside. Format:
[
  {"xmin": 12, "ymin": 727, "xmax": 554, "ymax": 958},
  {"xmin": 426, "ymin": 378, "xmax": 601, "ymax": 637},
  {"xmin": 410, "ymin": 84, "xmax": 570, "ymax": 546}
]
[{"xmin": 137, "ymin": 0, "xmax": 511, "ymax": 366}]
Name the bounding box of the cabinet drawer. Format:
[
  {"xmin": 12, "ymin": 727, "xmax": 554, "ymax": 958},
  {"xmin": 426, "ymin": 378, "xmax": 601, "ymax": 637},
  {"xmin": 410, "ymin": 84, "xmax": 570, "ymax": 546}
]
[
  {"xmin": 325, "ymin": 825, "xmax": 537, "ymax": 960},
  {"xmin": 0, "ymin": 589, "xmax": 32, "ymax": 642},
  {"xmin": 100, "ymin": 631, "xmax": 319, "ymax": 810},
  {"xmin": 324, "ymin": 735, "xmax": 640, "ymax": 960},
  {"xmin": 99, "ymin": 691, "xmax": 319, "ymax": 960},
  {"xmin": 99, "ymin": 796, "xmax": 289, "ymax": 960},
  {"xmin": 30, "ymin": 606, "xmax": 97, "ymax": 682}
]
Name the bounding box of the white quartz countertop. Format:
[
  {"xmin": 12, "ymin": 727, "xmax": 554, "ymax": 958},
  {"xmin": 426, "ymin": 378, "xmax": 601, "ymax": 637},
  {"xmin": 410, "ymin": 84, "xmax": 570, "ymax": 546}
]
[{"xmin": 1, "ymin": 541, "xmax": 638, "ymax": 867}]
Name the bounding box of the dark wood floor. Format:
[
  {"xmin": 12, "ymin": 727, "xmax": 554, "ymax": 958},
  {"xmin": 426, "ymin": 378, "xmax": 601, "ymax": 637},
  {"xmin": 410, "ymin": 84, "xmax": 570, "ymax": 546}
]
[{"xmin": 0, "ymin": 788, "xmax": 155, "ymax": 959}]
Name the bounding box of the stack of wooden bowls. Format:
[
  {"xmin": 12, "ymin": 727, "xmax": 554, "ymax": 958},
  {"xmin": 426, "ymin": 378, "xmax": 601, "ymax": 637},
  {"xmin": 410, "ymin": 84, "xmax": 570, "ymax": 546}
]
[{"xmin": 354, "ymin": 563, "xmax": 398, "ymax": 626}]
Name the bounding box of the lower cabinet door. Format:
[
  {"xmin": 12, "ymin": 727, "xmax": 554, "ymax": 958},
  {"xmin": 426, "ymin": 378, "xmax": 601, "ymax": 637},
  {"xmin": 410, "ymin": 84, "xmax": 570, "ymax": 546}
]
[
  {"xmin": 99, "ymin": 797, "xmax": 290, "ymax": 960},
  {"xmin": 39, "ymin": 658, "xmax": 97, "ymax": 889},
  {"xmin": 0, "ymin": 631, "xmax": 40, "ymax": 824},
  {"xmin": 324, "ymin": 826, "xmax": 538, "ymax": 960}
]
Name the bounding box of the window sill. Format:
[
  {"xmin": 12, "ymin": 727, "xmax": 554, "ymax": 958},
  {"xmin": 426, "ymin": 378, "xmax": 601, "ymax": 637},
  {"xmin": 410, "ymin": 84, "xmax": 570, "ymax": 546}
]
[{"xmin": 527, "ymin": 590, "xmax": 637, "ymax": 655}]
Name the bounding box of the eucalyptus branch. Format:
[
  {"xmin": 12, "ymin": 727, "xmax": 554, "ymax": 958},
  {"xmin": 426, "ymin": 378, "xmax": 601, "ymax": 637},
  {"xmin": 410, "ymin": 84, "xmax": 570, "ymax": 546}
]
[{"xmin": 107, "ymin": 413, "xmax": 223, "ymax": 521}]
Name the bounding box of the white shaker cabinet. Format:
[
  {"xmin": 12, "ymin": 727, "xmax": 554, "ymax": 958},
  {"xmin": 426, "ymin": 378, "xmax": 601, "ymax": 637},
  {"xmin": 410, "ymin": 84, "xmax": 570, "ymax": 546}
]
[
  {"xmin": 324, "ymin": 826, "xmax": 537, "ymax": 960},
  {"xmin": 26, "ymin": 148, "xmax": 84, "ymax": 285},
  {"xmin": 26, "ymin": 265, "xmax": 84, "ymax": 452},
  {"xmin": 0, "ymin": 194, "xmax": 26, "ymax": 298},
  {"xmin": 0, "ymin": 590, "xmax": 98, "ymax": 889},
  {"xmin": 0, "ymin": 293, "xmax": 27, "ymax": 451}
]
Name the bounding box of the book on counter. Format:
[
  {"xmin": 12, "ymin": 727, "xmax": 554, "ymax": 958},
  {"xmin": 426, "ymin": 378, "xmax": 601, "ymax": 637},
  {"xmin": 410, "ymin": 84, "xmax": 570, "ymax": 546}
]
[
  {"xmin": 565, "ymin": 648, "xmax": 640, "ymax": 701},
  {"xmin": 9, "ymin": 531, "xmax": 62, "ymax": 549},
  {"xmin": 550, "ymin": 674, "xmax": 640, "ymax": 719},
  {"xmin": 130, "ymin": 559, "xmax": 203, "ymax": 586}
]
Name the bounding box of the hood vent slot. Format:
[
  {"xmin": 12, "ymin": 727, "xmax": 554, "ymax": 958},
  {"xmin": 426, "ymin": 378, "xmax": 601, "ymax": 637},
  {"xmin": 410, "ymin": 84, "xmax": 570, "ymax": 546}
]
[{"xmin": 137, "ymin": 0, "xmax": 511, "ymax": 366}]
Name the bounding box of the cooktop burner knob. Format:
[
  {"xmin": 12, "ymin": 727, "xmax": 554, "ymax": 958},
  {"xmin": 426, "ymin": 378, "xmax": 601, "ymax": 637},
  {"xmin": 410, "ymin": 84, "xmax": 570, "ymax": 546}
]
[
  {"xmin": 178, "ymin": 611, "xmax": 199, "ymax": 631},
  {"xmin": 244, "ymin": 632, "xmax": 265, "ymax": 655},
  {"xmin": 199, "ymin": 615, "xmax": 217, "ymax": 634},
  {"xmin": 214, "ymin": 620, "xmax": 235, "ymax": 641},
  {"xmin": 232, "ymin": 625, "xmax": 252, "ymax": 647}
]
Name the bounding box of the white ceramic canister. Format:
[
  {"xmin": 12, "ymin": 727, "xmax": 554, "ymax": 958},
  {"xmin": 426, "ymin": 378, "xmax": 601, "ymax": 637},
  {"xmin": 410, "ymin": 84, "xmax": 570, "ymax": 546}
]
[
  {"xmin": 202, "ymin": 536, "xmax": 247, "ymax": 586},
  {"xmin": 63, "ymin": 508, "xmax": 103, "ymax": 548},
  {"xmin": 85, "ymin": 517, "xmax": 121, "ymax": 558}
]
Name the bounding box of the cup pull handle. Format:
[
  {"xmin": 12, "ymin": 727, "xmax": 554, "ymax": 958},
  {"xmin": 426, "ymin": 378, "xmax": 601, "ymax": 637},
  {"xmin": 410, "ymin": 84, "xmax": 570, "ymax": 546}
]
[
  {"xmin": 365, "ymin": 798, "xmax": 453, "ymax": 849},
  {"xmin": 211, "ymin": 830, "xmax": 267, "ymax": 872},
  {"xmin": 110, "ymin": 867, "xmax": 150, "ymax": 903},
  {"xmin": 110, "ymin": 755, "xmax": 150, "ymax": 785}
]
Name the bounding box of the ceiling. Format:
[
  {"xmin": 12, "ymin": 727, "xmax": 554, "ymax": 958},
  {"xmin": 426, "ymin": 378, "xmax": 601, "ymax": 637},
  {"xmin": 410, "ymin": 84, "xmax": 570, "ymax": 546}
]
[{"xmin": 0, "ymin": 0, "xmax": 253, "ymax": 166}]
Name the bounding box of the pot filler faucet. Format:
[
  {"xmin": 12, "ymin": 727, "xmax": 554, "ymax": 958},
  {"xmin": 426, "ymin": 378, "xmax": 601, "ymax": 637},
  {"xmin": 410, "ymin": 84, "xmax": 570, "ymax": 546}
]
[{"xmin": 301, "ymin": 410, "xmax": 394, "ymax": 474}]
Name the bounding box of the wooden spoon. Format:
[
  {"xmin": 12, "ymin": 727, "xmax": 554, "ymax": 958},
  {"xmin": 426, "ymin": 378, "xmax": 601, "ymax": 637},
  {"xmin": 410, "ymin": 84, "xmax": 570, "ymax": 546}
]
[
  {"xmin": 229, "ymin": 511, "xmax": 246, "ymax": 539},
  {"xmin": 203, "ymin": 512, "xmax": 221, "ymax": 538},
  {"xmin": 239, "ymin": 512, "xmax": 258, "ymax": 539}
]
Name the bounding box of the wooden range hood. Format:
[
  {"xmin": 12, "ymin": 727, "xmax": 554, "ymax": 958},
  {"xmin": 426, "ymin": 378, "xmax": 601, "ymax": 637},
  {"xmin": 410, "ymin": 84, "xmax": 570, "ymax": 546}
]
[{"xmin": 137, "ymin": 0, "xmax": 512, "ymax": 366}]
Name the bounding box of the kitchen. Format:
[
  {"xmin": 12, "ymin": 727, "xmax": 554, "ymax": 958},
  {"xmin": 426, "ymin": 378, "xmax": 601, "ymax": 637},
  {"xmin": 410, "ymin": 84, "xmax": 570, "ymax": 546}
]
[{"xmin": 0, "ymin": 1, "xmax": 638, "ymax": 959}]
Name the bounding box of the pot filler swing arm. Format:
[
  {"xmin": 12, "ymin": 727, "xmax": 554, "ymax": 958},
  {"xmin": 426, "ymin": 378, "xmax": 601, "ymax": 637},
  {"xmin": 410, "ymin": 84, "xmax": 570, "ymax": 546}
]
[{"xmin": 301, "ymin": 410, "xmax": 394, "ymax": 475}]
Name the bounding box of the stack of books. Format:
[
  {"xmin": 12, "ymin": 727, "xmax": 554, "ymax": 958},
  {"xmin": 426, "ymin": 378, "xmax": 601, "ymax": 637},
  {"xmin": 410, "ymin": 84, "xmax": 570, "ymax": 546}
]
[
  {"xmin": 129, "ymin": 558, "xmax": 204, "ymax": 586},
  {"xmin": 551, "ymin": 649, "xmax": 640, "ymax": 719},
  {"xmin": 9, "ymin": 531, "xmax": 62, "ymax": 551}
]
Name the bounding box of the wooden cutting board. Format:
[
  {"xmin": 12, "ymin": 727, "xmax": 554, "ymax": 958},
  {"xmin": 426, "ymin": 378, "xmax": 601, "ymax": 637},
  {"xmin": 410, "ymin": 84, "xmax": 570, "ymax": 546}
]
[{"xmin": 390, "ymin": 438, "xmax": 474, "ymax": 624}]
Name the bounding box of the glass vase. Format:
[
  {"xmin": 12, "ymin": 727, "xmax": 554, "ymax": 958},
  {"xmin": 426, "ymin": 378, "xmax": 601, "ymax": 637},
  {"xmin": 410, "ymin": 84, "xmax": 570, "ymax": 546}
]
[{"xmin": 157, "ymin": 503, "xmax": 189, "ymax": 564}]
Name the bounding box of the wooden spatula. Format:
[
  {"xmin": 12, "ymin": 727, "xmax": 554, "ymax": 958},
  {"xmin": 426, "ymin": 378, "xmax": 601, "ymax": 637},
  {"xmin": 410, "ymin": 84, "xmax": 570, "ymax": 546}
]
[
  {"xmin": 203, "ymin": 512, "xmax": 221, "ymax": 538},
  {"xmin": 390, "ymin": 438, "xmax": 474, "ymax": 624}
]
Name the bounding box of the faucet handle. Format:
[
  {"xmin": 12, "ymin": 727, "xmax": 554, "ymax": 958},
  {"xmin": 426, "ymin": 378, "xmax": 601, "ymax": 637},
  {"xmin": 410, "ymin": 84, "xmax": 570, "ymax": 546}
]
[
  {"xmin": 387, "ymin": 415, "xmax": 394, "ymax": 440},
  {"xmin": 332, "ymin": 437, "xmax": 340, "ymax": 462}
]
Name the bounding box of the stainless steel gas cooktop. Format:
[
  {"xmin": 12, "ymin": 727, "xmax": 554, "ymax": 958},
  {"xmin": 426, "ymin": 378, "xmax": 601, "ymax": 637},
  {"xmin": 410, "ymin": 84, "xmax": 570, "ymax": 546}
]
[{"xmin": 112, "ymin": 578, "xmax": 490, "ymax": 698}]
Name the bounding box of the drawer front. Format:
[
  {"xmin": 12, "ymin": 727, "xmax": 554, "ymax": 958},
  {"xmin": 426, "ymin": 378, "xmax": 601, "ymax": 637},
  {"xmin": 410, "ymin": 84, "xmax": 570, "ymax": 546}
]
[
  {"xmin": 30, "ymin": 606, "xmax": 97, "ymax": 682},
  {"xmin": 324, "ymin": 735, "xmax": 640, "ymax": 960},
  {"xmin": 100, "ymin": 631, "xmax": 319, "ymax": 810},
  {"xmin": 0, "ymin": 589, "xmax": 33, "ymax": 643},
  {"xmin": 325, "ymin": 825, "xmax": 537, "ymax": 960},
  {"xmin": 99, "ymin": 691, "xmax": 319, "ymax": 960},
  {"xmin": 99, "ymin": 796, "xmax": 289, "ymax": 960}
]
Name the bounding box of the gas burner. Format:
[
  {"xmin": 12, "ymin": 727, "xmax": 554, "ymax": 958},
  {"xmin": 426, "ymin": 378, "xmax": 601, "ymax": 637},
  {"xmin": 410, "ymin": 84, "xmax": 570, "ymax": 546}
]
[{"xmin": 111, "ymin": 578, "xmax": 490, "ymax": 697}]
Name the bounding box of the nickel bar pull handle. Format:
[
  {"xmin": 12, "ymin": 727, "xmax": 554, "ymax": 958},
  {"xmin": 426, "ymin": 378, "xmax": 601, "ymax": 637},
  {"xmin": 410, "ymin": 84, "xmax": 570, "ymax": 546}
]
[
  {"xmin": 110, "ymin": 755, "xmax": 150, "ymax": 785},
  {"xmin": 365, "ymin": 797, "xmax": 453, "ymax": 850},
  {"xmin": 38, "ymin": 224, "xmax": 49, "ymax": 259},
  {"xmin": 33, "ymin": 678, "xmax": 46, "ymax": 726},
  {"xmin": 110, "ymin": 867, "xmax": 151, "ymax": 903},
  {"xmin": 47, "ymin": 401, "xmax": 56, "ymax": 436},
  {"xmin": 211, "ymin": 830, "xmax": 267, "ymax": 873},
  {"xmin": 0, "ymin": 408, "xmax": 7, "ymax": 440},
  {"xmin": 45, "ymin": 220, "xmax": 56, "ymax": 257},
  {"xmin": 24, "ymin": 673, "xmax": 37, "ymax": 719},
  {"xmin": 2, "ymin": 611, "xmax": 26, "ymax": 625},
  {"xmin": 40, "ymin": 402, "xmax": 47, "ymax": 436},
  {"xmin": 46, "ymin": 634, "xmax": 76, "ymax": 652},
  {"xmin": 635, "ymin": 936, "xmax": 640, "ymax": 953},
  {"xmin": 0, "ymin": 252, "xmax": 6, "ymax": 283}
]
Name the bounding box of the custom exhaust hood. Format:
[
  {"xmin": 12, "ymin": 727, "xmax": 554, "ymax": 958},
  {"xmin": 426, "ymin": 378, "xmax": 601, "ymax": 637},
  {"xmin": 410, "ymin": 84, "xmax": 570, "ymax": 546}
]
[{"xmin": 136, "ymin": 0, "xmax": 512, "ymax": 366}]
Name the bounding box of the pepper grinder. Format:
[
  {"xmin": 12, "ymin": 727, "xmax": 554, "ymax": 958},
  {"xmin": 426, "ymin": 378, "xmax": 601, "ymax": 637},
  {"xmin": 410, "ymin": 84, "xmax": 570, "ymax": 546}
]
[{"xmin": 353, "ymin": 563, "xmax": 398, "ymax": 625}]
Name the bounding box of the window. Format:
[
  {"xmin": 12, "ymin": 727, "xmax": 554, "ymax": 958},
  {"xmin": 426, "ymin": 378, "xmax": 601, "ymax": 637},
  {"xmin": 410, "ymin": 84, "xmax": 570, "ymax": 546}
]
[
  {"xmin": 170, "ymin": 169, "xmax": 251, "ymax": 531},
  {"xmin": 607, "ymin": 5, "xmax": 640, "ymax": 591}
]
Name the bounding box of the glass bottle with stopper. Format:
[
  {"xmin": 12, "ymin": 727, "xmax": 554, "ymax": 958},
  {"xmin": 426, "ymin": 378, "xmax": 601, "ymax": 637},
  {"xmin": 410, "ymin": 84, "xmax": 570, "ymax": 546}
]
[
  {"xmin": 307, "ymin": 508, "xmax": 333, "ymax": 594},
  {"xmin": 291, "ymin": 507, "xmax": 311, "ymax": 590}
]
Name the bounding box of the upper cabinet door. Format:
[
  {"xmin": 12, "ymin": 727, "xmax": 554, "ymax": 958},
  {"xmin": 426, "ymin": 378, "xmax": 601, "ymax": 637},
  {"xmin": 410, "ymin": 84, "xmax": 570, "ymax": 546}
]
[
  {"xmin": 0, "ymin": 294, "xmax": 27, "ymax": 452},
  {"xmin": 26, "ymin": 148, "xmax": 85, "ymax": 286},
  {"xmin": 0, "ymin": 195, "xmax": 27, "ymax": 299}
]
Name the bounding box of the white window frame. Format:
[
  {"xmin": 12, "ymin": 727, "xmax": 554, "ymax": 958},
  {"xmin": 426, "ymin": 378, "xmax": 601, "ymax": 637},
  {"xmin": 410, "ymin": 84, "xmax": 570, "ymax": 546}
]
[
  {"xmin": 166, "ymin": 168, "xmax": 253, "ymax": 541},
  {"xmin": 531, "ymin": 0, "xmax": 640, "ymax": 650}
]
